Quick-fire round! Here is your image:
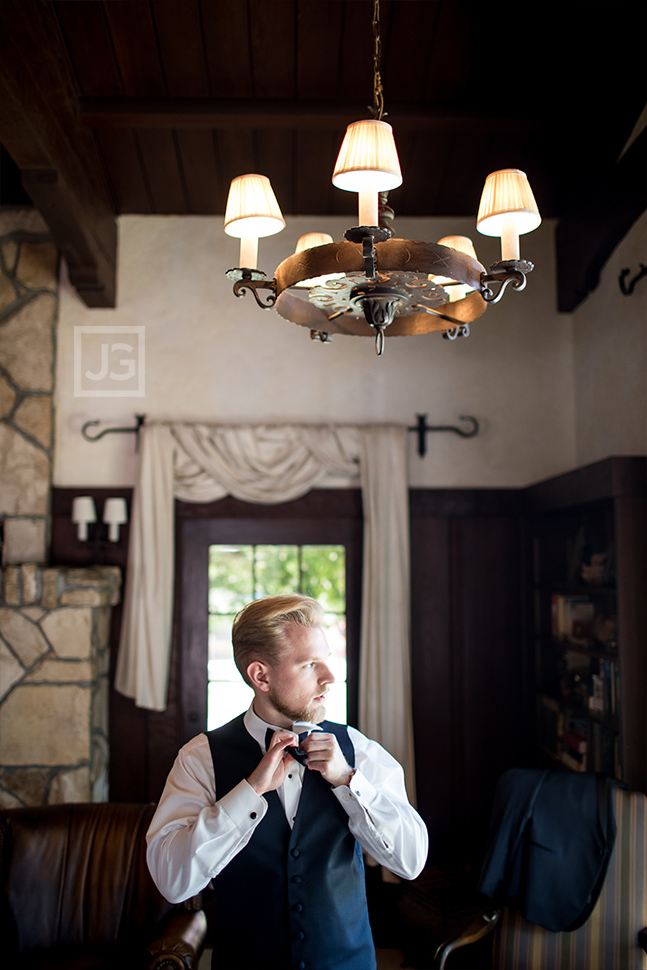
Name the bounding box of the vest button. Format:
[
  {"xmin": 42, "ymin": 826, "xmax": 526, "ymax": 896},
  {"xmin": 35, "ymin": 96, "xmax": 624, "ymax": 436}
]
[
  {"xmin": 292, "ymin": 874, "xmax": 302, "ymax": 883},
  {"xmin": 294, "ymin": 931, "xmax": 305, "ymax": 941},
  {"xmin": 292, "ymin": 902, "xmax": 303, "ymax": 912},
  {"xmin": 291, "ymin": 848, "xmax": 300, "ymax": 857}
]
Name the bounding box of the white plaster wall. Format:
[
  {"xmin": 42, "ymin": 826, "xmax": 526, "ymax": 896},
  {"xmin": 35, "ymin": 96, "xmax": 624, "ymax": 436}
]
[
  {"xmin": 572, "ymin": 210, "xmax": 647, "ymax": 466},
  {"xmin": 53, "ymin": 213, "xmax": 575, "ymax": 488}
]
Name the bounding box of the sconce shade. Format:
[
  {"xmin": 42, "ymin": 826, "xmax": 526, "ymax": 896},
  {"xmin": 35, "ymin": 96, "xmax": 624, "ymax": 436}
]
[
  {"xmin": 223, "ymin": 174, "xmax": 286, "ymax": 239},
  {"xmin": 332, "ymin": 120, "xmax": 402, "ymax": 193},
  {"xmin": 476, "ymin": 169, "xmax": 541, "ymax": 238},
  {"xmin": 72, "ymin": 496, "xmax": 97, "ymax": 541},
  {"xmin": 103, "ymin": 497, "xmax": 128, "ymax": 542}
]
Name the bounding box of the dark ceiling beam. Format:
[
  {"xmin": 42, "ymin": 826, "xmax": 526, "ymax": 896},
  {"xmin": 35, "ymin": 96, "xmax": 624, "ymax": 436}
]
[
  {"xmin": 78, "ymin": 97, "xmax": 542, "ymax": 134},
  {"xmin": 555, "ymin": 128, "xmax": 647, "ymax": 313},
  {"xmin": 0, "ymin": 0, "xmax": 117, "ymax": 308}
]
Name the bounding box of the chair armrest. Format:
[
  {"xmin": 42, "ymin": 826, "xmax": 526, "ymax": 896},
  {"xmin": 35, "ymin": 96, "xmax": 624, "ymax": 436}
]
[
  {"xmin": 434, "ymin": 909, "xmax": 501, "ymax": 969},
  {"xmin": 148, "ymin": 909, "xmax": 208, "ymax": 969},
  {"xmin": 639, "ymin": 926, "xmax": 647, "ymax": 953}
]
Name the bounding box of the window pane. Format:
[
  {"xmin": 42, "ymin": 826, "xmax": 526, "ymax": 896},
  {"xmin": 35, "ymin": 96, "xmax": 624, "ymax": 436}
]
[
  {"xmin": 209, "ymin": 614, "xmax": 236, "ymax": 662},
  {"xmin": 301, "ymin": 545, "xmax": 345, "ymax": 612},
  {"xmin": 254, "ymin": 545, "xmax": 299, "ymax": 597},
  {"xmin": 208, "ymin": 545, "xmax": 253, "ymax": 613}
]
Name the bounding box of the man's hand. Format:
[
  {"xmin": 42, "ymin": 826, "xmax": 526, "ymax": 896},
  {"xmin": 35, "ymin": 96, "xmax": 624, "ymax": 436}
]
[
  {"xmin": 246, "ymin": 732, "xmax": 297, "ymax": 796},
  {"xmin": 299, "ymin": 733, "xmax": 354, "ymax": 788}
]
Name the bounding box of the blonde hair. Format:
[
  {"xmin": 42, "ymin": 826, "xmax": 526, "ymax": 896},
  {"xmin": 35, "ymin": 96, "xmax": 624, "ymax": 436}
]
[{"xmin": 232, "ymin": 595, "xmax": 325, "ymax": 687}]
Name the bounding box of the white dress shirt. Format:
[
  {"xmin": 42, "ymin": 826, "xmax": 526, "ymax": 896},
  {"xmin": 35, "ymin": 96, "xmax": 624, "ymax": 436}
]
[{"xmin": 146, "ymin": 705, "xmax": 428, "ymax": 904}]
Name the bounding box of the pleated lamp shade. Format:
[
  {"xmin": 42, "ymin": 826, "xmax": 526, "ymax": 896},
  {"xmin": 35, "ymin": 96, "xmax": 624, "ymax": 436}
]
[
  {"xmin": 332, "ymin": 120, "xmax": 402, "ymax": 192},
  {"xmin": 294, "ymin": 232, "xmax": 334, "ymax": 253},
  {"xmin": 293, "ymin": 232, "xmax": 343, "ymax": 288},
  {"xmin": 437, "ymin": 235, "xmax": 478, "ymax": 260},
  {"xmin": 224, "ymin": 174, "xmax": 286, "ymax": 239},
  {"xmin": 430, "ymin": 236, "xmax": 480, "ymax": 302},
  {"xmin": 476, "ymin": 169, "xmax": 541, "ymax": 238}
]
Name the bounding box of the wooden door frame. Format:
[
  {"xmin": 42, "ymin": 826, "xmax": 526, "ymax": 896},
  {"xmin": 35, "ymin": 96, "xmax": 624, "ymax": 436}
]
[{"xmin": 177, "ymin": 491, "xmax": 364, "ymax": 746}]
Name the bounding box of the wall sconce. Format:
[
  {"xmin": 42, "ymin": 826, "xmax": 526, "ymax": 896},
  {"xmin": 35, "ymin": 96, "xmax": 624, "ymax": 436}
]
[
  {"xmin": 71, "ymin": 496, "xmax": 128, "ymax": 542},
  {"xmin": 103, "ymin": 497, "xmax": 128, "ymax": 542},
  {"xmin": 72, "ymin": 496, "xmax": 97, "ymax": 541}
]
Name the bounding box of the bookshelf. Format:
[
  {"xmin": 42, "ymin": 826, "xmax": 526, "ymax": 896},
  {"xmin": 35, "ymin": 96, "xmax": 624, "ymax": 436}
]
[{"xmin": 525, "ymin": 458, "xmax": 647, "ymax": 793}]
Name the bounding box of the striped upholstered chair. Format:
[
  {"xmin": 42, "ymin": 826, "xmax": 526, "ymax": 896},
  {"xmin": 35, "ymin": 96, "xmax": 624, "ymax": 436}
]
[{"xmin": 436, "ymin": 785, "xmax": 647, "ymax": 969}]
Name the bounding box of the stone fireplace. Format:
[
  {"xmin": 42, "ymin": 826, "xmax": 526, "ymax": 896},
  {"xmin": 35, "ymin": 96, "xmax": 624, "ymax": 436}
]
[{"xmin": 0, "ymin": 210, "xmax": 121, "ymax": 808}]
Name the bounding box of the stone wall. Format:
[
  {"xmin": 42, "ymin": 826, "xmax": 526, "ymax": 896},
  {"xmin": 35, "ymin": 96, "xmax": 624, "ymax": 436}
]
[
  {"xmin": 0, "ymin": 209, "xmax": 57, "ymax": 565},
  {"xmin": 0, "ymin": 564, "xmax": 120, "ymax": 807},
  {"xmin": 0, "ymin": 209, "xmax": 122, "ymax": 807}
]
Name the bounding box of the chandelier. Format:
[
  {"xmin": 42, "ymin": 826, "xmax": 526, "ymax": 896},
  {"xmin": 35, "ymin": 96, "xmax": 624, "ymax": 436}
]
[{"xmin": 224, "ymin": 2, "xmax": 541, "ymax": 357}]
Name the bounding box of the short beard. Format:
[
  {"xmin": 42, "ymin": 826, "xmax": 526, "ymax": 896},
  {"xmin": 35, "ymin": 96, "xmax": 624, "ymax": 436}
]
[{"xmin": 268, "ymin": 688, "xmax": 326, "ymax": 726}]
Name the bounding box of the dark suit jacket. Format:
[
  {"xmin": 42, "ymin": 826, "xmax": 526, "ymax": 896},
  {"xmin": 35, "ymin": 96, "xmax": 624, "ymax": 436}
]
[{"xmin": 478, "ymin": 768, "xmax": 616, "ymax": 932}]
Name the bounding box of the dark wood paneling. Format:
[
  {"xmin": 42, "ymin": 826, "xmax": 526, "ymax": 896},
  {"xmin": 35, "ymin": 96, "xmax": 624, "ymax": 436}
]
[
  {"xmin": 458, "ymin": 516, "xmax": 527, "ymax": 853},
  {"xmin": 614, "ymin": 492, "xmax": 647, "ymax": 792},
  {"xmin": 410, "ymin": 516, "xmax": 452, "ymax": 849},
  {"xmin": 410, "ymin": 494, "xmax": 528, "ymax": 861}
]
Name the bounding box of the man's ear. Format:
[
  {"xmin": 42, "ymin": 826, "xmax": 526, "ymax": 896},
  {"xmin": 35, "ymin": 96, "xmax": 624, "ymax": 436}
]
[{"xmin": 247, "ymin": 660, "xmax": 271, "ymax": 693}]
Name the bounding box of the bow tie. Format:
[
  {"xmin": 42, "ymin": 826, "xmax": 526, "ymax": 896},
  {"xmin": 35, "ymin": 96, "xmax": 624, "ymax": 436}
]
[{"xmin": 265, "ymin": 725, "xmax": 321, "ymax": 765}]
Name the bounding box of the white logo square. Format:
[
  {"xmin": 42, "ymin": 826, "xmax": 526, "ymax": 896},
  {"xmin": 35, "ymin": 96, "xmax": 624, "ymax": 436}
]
[{"xmin": 74, "ymin": 326, "xmax": 145, "ymax": 398}]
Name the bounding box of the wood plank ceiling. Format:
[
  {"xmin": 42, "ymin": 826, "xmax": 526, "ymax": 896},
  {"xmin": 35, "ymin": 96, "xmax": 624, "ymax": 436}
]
[{"xmin": 1, "ymin": 0, "xmax": 646, "ymax": 308}]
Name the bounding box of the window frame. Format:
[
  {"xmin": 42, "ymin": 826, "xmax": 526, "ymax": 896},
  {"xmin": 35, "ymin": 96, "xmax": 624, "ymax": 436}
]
[{"xmin": 178, "ymin": 491, "xmax": 363, "ymax": 746}]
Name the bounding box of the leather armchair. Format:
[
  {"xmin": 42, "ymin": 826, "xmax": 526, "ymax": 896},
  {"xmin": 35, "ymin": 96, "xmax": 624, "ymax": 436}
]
[{"xmin": 0, "ymin": 801, "xmax": 207, "ymax": 969}]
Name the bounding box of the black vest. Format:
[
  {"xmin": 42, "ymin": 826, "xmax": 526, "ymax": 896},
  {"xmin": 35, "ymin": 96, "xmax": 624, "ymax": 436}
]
[{"xmin": 206, "ymin": 715, "xmax": 376, "ymax": 970}]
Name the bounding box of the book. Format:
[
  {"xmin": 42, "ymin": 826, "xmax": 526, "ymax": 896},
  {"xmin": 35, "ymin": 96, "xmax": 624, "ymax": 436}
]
[{"xmin": 551, "ymin": 594, "xmax": 595, "ymax": 644}]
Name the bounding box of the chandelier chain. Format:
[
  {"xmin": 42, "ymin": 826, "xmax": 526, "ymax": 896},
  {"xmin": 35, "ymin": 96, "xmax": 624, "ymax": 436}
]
[{"xmin": 371, "ymin": 0, "xmax": 385, "ymax": 121}]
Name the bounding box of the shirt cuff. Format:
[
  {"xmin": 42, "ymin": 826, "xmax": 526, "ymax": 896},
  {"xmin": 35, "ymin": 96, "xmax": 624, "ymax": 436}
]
[
  {"xmin": 331, "ymin": 768, "xmax": 377, "ymax": 817},
  {"xmin": 216, "ymin": 778, "xmax": 268, "ymax": 828}
]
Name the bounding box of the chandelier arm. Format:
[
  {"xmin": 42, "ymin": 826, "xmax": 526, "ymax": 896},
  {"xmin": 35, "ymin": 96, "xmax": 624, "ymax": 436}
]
[
  {"xmin": 232, "ymin": 277, "xmax": 277, "ymax": 309},
  {"xmin": 409, "ymin": 304, "xmax": 471, "ymax": 326},
  {"xmin": 481, "ymin": 260, "xmax": 533, "ymax": 304}
]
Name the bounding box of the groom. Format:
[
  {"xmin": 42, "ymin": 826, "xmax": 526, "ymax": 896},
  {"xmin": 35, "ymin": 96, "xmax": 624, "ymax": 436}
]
[{"xmin": 147, "ymin": 594, "xmax": 427, "ymax": 970}]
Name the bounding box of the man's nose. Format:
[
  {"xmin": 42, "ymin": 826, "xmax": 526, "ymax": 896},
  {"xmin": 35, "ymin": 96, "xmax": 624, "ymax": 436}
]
[{"xmin": 319, "ymin": 663, "xmax": 334, "ymax": 684}]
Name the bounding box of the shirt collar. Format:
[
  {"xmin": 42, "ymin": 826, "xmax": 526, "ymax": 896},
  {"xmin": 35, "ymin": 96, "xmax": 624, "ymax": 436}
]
[{"xmin": 244, "ymin": 702, "xmax": 285, "ymax": 753}]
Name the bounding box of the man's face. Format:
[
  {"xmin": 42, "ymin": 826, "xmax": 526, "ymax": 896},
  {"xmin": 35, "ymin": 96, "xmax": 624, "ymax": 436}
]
[{"xmin": 264, "ymin": 623, "xmax": 335, "ymax": 725}]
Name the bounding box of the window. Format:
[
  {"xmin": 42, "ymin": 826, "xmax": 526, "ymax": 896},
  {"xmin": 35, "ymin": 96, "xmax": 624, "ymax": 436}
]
[
  {"xmin": 179, "ymin": 495, "xmax": 362, "ymax": 743},
  {"xmin": 207, "ymin": 544, "xmax": 347, "ymax": 729}
]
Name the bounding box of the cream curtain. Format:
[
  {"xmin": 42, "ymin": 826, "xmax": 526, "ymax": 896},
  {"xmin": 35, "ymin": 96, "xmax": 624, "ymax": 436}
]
[{"xmin": 114, "ymin": 422, "xmax": 415, "ymax": 792}]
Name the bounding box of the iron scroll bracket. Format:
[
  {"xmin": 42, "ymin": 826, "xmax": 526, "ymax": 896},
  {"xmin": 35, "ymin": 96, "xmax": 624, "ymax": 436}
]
[
  {"xmin": 481, "ymin": 259, "xmax": 534, "ymax": 304},
  {"xmin": 81, "ymin": 413, "xmax": 146, "ymax": 451},
  {"xmin": 408, "ymin": 413, "xmax": 480, "ymax": 457},
  {"xmin": 226, "ymin": 268, "xmax": 277, "ymax": 309}
]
